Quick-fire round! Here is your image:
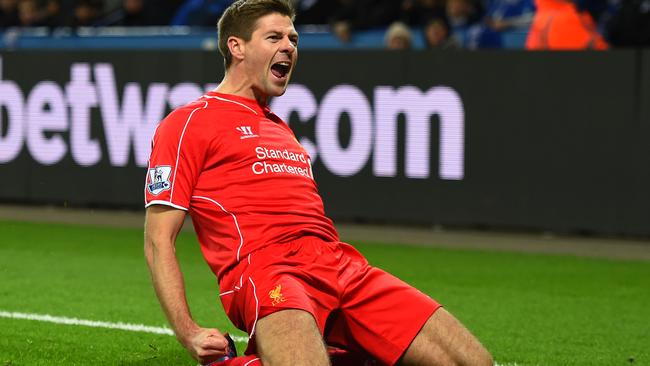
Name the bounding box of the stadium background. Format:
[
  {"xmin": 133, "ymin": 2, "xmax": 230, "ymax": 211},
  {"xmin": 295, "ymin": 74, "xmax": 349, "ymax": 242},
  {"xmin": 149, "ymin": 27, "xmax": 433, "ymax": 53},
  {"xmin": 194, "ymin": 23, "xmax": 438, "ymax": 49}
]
[
  {"xmin": 1, "ymin": 1, "xmax": 650, "ymax": 365},
  {"xmin": 2, "ymin": 49, "xmax": 650, "ymax": 236}
]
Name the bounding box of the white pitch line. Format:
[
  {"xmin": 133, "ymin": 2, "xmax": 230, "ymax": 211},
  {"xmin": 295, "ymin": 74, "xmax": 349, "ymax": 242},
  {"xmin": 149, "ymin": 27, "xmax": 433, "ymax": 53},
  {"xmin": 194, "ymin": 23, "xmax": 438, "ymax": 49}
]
[
  {"xmin": 3, "ymin": 310, "xmax": 519, "ymax": 365},
  {"xmin": 0, "ymin": 310, "xmax": 173, "ymax": 335},
  {"xmin": 0, "ymin": 310, "xmax": 248, "ymax": 343}
]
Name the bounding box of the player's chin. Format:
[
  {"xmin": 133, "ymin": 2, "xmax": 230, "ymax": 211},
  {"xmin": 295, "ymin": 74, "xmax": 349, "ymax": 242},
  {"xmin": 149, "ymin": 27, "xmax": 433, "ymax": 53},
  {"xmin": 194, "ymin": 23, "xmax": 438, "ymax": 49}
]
[
  {"xmin": 275, "ymin": 85, "xmax": 290, "ymax": 96},
  {"xmin": 268, "ymin": 82, "xmax": 290, "ymax": 96}
]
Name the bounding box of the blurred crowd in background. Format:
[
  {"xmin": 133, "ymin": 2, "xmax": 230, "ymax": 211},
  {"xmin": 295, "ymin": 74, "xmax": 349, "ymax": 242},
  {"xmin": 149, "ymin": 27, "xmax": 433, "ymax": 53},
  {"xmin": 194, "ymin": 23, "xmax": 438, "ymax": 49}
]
[{"xmin": 0, "ymin": 0, "xmax": 648, "ymax": 49}]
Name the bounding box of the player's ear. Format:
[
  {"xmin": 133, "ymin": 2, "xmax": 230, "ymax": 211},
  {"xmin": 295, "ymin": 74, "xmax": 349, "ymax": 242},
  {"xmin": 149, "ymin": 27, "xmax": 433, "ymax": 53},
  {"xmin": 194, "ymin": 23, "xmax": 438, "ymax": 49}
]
[{"xmin": 228, "ymin": 36, "xmax": 245, "ymax": 62}]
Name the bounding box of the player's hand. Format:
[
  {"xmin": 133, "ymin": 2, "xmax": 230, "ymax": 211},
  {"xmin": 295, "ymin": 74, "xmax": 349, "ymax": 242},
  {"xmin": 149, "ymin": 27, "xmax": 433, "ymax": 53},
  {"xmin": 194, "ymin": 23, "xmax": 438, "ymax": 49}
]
[{"xmin": 184, "ymin": 327, "xmax": 230, "ymax": 364}]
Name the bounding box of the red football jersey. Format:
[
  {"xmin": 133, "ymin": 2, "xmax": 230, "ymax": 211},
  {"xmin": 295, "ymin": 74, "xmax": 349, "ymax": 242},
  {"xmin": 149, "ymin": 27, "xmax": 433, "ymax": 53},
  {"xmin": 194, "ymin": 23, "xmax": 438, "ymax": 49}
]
[{"xmin": 144, "ymin": 91, "xmax": 339, "ymax": 278}]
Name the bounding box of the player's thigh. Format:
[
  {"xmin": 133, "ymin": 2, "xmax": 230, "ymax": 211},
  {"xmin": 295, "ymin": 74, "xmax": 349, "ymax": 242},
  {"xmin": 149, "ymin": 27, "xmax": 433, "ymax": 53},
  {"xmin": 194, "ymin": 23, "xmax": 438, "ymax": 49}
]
[
  {"xmin": 333, "ymin": 265, "xmax": 440, "ymax": 365},
  {"xmin": 398, "ymin": 308, "xmax": 492, "ymax": 366},
  {"xmin": 255, "ymin": 309, "xmax": 330, "ymax": 366}
]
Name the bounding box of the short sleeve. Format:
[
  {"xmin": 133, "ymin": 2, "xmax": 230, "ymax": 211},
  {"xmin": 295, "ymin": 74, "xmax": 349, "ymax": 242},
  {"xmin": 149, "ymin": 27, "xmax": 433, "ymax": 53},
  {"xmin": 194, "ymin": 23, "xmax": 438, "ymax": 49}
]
[{"xmin": 144, "ymin": 102, "xmax": 209, "ymax": 210}]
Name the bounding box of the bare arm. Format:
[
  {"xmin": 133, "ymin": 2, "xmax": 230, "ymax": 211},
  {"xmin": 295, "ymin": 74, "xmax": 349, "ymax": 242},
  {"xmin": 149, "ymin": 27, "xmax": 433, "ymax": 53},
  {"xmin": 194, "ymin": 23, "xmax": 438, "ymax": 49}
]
[{"xmin": 144, "ymin": 205, "xmax": 228, "ymax": 363}]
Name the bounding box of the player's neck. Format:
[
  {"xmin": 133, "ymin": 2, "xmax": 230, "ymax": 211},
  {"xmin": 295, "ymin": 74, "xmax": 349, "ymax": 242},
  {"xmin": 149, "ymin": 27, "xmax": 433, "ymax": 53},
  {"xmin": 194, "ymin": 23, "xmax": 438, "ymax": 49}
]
[{"xmin": 215, "ymin": 72, "xmax": 269, "ymax": 107}]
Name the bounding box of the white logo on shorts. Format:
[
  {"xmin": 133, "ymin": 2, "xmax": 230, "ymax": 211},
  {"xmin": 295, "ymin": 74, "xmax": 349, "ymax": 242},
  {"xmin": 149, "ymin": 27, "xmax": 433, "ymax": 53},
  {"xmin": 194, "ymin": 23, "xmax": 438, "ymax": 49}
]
[{"xmin": 147, "ymin": 166, "xmax": 172, "ymax": 195}]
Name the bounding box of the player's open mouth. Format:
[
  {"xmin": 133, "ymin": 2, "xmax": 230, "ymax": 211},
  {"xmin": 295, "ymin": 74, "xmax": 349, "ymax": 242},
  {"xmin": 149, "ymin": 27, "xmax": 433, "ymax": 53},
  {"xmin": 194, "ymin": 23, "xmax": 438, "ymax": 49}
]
[{"xmin": 271, "ymin": 61, "xmax": 291, "ymax": 79}]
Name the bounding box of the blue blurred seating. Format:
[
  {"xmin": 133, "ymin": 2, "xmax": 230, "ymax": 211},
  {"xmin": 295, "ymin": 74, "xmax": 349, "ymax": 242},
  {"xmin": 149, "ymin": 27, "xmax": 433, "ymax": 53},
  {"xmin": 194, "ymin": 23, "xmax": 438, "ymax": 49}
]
[{"xmin": 0, "ymin": 25, "xmax": 529, "ymax": 50}]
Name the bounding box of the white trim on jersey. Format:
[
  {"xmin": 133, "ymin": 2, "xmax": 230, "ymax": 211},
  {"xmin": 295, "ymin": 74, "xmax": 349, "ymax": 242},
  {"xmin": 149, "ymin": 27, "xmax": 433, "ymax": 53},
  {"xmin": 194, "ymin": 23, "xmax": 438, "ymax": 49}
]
[
  {"xmin": 151, "ymin": 123, "xmax": 161, "ymax": 150},
  {"xmin": 203, "ymin": 95, "xmax": 259, "ymax": 115},
  {"xmin": 219, "ymin": 290, "xmax": 235, "ymax": 297},
  {"xmin": 170, "ymin": 101, "xmax": 209, "ymax": 203},
  {"xmin": 144, "ymin": 163, "xmax": 152, "ymax": 207},
  {"xmin": 192, "ymin": 195, "xmax": 245, "ymax": 262},
  {"xmin": 248, "ymin": 276, "xmax": 260, "ymax": 340},
  {"xmin": 144, "ymin": 131, "xmax": 157, "ymax": 207},
  {"xmin": 243, "ymin": 358, "xmax": 260, "ymax": 366},
  {"xmin": 145, "ymin": 200, "xmax": 188, "ymax": 211}
]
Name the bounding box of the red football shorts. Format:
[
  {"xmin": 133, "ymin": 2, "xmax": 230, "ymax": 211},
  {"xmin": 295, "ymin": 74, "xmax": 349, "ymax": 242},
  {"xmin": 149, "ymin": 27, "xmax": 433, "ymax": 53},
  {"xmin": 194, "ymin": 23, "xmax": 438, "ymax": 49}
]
[{"xmin": 218, "ymin": 237, "xmax": 441, "ymax": 366}]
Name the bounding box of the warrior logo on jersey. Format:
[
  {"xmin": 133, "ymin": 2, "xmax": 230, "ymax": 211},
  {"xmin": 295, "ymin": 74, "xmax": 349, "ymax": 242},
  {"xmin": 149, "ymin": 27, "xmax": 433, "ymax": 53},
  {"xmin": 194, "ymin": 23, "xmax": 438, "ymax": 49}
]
[
  {"xmin": 147, "ymin": 165, "xmax": 172, "ymax": 195},
  {"xmin": 235, "ymin": 125, "xmax": 259, "ymax": 139}
]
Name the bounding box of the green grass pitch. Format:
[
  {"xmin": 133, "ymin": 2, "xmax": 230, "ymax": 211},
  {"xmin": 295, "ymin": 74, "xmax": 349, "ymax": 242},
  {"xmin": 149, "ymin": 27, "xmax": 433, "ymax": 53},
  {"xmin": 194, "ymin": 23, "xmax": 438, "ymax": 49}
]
[{"xmin": 0, "ymin": 220, "xmax": 648, "ymax": 366}]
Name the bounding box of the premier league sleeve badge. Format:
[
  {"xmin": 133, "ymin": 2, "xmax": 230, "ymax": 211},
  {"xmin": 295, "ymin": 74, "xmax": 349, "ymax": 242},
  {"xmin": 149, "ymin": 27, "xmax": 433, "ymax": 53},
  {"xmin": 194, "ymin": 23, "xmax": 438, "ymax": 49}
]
[{"xmin": 147, "ymin": 166, "xmax": 172, "ymax": 195}]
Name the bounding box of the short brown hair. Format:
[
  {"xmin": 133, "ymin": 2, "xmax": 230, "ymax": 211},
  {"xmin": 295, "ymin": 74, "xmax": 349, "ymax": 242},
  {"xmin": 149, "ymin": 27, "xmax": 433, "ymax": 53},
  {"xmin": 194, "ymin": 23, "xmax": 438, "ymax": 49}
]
[{"xmin": 217, "ymin": 0, "xmax": 296, "ymax": 69}]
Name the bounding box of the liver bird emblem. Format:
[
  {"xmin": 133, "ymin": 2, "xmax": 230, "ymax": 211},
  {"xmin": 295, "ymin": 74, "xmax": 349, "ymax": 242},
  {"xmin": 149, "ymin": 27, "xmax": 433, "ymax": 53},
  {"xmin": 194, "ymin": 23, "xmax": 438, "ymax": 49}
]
[{"xmin": 269, "ymin": 284, "xmax": 286, "ymax": 306}]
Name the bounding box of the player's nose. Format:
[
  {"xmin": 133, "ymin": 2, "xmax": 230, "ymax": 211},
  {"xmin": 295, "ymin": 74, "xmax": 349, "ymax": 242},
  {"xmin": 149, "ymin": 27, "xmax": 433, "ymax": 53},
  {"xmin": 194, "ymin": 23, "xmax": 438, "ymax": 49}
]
[{"xmin": 279, "ymin": 36, "xmax": 296, "ymax": 54}]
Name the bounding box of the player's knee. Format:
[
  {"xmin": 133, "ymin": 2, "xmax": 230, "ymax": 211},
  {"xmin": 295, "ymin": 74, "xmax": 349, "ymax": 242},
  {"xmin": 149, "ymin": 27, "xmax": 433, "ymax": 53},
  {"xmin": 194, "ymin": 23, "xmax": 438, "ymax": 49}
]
[
  {"xmin": 447, "ymin": 349, "xmax": 493, "ymax": 366},
  {"xmin": 417, "ymin": 309, "xmax": 493, "ymax": 366},
  {"xmin": 442, "ymin": 349, "xmax": 492, "ymax": 366},
  {"xmin": 455, "ymin": 337, "xmax": 492, "ymax": 366},
  {"xmin": 473, "ymin": 347, "xmax": 493, "ymax": 366}
]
